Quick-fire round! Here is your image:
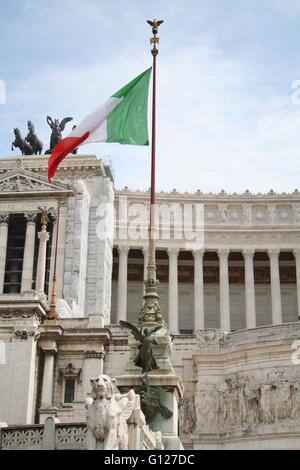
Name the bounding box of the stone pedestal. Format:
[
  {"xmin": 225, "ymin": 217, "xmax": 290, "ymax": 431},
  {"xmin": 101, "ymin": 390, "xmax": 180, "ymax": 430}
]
[{"xmin": 117, "ymin": 327, "xmax": 184, "ymax": 450}]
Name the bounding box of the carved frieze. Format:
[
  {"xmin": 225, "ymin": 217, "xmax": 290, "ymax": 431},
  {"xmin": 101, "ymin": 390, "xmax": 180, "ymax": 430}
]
[
  {"xmin": 181, "ymin": 374, "xmax": 300, "ymax": 435},
  {"xmin": 0, "ymin": 308, "xmax": 43, "ymax": 320},
  {"xmin": 0, "ymin": 174, "xmax": 69, "ymax": 195},
  {"xmin": 84, "ymin": 350, "xmax": 105, "ymax": 359},
  {"xmin": 14, "ymin": 329, "xmax": 39, "ymax": 341}
]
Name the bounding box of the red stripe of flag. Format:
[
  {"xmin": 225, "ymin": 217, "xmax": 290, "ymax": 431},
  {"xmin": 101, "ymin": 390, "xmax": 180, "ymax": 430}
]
[{"xmin": 48, "ymin": 131, "xmax": 89, "ymax": 182}]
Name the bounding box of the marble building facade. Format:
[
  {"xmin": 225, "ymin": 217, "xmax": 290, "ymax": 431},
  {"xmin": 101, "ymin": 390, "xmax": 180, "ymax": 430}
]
[{"xmin": 0, "ymin": 154, "xmax": 300, "ymax": 449}]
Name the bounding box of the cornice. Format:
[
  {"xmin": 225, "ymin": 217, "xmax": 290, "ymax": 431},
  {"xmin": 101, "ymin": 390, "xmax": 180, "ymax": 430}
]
[
  {"xmin": 115, "ymin": 187, "xmax": 300, "ymax": 202},
  {"xmin": 0, "ymin": 154, "xmax": 105, "ymax": 179}
]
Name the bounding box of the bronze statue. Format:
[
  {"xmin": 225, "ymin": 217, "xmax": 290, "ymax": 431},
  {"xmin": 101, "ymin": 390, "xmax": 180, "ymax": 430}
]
[
  {"xmin": 45, "ymin": 116, "xmax": 73, "ymax": 154},
  {"xmin": 26, "ymin": 121, "xmax": 43, "ymax": 155},
  {"xmin": 11, "ymin": 128, "xmax": 33, "ymax": 155},
  {"xmin": 136, "ymin": 373, "xmax": 173, "ymax": 422},
  {"xmin": 119, "ymin": 321, "xmax": 162, "ymax": 373},
  {"xmin": 71, "ymin": 125, "xmax": 78, "ymax": 154}
]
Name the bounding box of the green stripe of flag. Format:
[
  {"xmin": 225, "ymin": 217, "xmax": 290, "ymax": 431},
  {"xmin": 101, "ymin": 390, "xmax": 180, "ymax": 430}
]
[{"xmin": 107, "ymin": 67, "xmax": 152, "ymax": 145}]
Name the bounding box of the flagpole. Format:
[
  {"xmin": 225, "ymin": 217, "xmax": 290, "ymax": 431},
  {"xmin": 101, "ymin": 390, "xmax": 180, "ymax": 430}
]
[
  {"xmin": 148, "ymin": 19, "xmax": 163, "ymax": 266},
  {"xmin": 138, "ymin": 19, "xmax": 165, "ymax": 327},
  {"xmin": 149, "ymin": 47, "xmax": 156, "ymax": 265}
]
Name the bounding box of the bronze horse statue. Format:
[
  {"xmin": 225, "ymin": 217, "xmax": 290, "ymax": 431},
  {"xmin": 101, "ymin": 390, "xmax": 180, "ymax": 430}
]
[
  {"xmin": 26, "ymin": 121, "xmax": 43, "ymax": 155},
  {"xmin": 45, "ymin": 116, "xmax": 73, "ymax": 154},
  {"xmin": 11, "ymin": 128, "xmax": 33, "ymax": 155}
]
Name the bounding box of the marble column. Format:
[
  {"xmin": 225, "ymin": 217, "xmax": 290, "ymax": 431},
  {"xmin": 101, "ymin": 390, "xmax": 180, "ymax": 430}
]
[
  {"xmin": 0, "ymin": 215, "xmax": 9, "ymax": 294},
  {"xmin": 243, "ymin": 249, "xmax": 256, "ymax": 329},
  {"xmin": 41, "ymin": 350, "xmax": 55, "ymax": 408},
  {"xmin": 48, "ymin": 212, "xmax": 58, "ymax": 302},
  {"xmin": 117, "ymin": 246, "xmax": 129, "ymax": 323},
  {"xmin": 21, "ymin": 213, "xmax": 37, "ymax": 293},
  {"xmin": 218, "ymin": 249, "xmax": 230, "ymax": 332},
  {"xmin": 268, "ymin": 248, "xmax": 282, "ymax": 325},
  {"xmin": 54, "ymin": 203, "xmax": 68, "ymax": 299},
  {"xmin": 193, "ymin": 249, "xmax": 205, "ymax": 331},
  {"xmin": 294, "ymin": 249, "xmax": 300, "ymax": 319},
  {"xmin": 168, "ymin": 248, "xmax": 179, "ymax": 334},
  {"xmin": 36, "ymin": 226, "xmax": 50, "ymax": 295}
]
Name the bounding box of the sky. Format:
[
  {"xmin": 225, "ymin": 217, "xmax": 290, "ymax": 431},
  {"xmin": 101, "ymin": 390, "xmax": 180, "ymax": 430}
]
[{"xmin": 1, "ymin": 0, "xmax": 300, "ymax": 193}]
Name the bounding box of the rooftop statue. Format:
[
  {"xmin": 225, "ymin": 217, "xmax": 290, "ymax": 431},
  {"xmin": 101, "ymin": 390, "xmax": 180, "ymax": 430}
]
[
  {"xmin": 26, "ymin": 121, "xmax": 43, "ymax": 155},
  {"xmin": 45, "ymin": 116, "xmax": 73, "ymax": 154},
  {"xmin": 119, "ymin": 320, "xmax": 162, "ymax": 373},
  {"xmin": 11, "ymin": 128, "xmax": 33, "ymax": 155}
]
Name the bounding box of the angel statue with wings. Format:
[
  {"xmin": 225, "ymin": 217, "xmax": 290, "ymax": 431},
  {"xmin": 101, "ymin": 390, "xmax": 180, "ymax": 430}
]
[
  {"xmin": 45, "ymin": 115, "xmax": 73, "ymax": 154},
  {"xmin": 119, "ymin": 321, "xmax": 162, "ymax": 373}
]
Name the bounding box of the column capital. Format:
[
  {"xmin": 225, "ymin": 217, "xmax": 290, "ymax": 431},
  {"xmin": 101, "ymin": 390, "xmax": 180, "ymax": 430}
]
[
  {"xmin": 118, "ymin": 245, "xmax": 129, "ymax": 257},
  {"xmin": 267, "ymin": 248, "xmax": 280, "ymax": 259},
  {"xmin": 167, "ymin": 247, "xmax": 179, "ymax": 258},
  {"xmin": 192, "ymin": 248, "xmax": 205, "ymax": 259},
  {"xmin": 293, "ymin": 249, "xmax": 300, "ymax": 258},
  {"xmin": 242, "ymin": 249, "xmax": 255, "ymax": 259},
  {"xmin": 0, "ymin": 214, "xmax": 9, "ymax": 225},
  {"xmin": 217, "ymin": 248, "xmax": 230, "ymax": 258},
  {"xmin": 50, "ymin": 212, "xmax": 58, "ymax": 223},
  {"xmin": 24, "ymin": 212, "xmax": 37, "ymax": 224}
]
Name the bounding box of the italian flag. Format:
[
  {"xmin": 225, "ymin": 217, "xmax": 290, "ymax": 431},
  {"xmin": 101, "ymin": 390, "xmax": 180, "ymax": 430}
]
[{"xmin": 48, "ymin": 67, "xmax": 152, "ymax": 182}]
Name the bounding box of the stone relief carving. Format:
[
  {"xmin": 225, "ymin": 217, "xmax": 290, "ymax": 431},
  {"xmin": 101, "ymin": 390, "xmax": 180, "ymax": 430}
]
[
  {"xmin": 85, "ymin": 374, "xmax": 135, "ymax": 450},
  {"xmin": 14, "ymin": 329, "xmax": 39, "ymax": 341},
  {"xmin": 268, "ymin": 204, "xmax": 277, "ymax": 224},
  {"xmin": 188, "ymin": 374, "xmax": 300, "ymax": 434},
  {"xmin": 0, "ymin": 308, "xmax": 42, "ymax": 320},
  {"xmin": 0, "ymin": 175, "xmax": 57, "ymax": 193},
  {"xmin": 219, "ymin": 205, "xmax": 228, "ymax": 224},
  {"xmin": 1, "ymin": 427, "xmax": 44, "ymax": 449},
  {"xmin": 292, "ymin": 204, "xmax": 300, "ymax": 225},
  {"xmin": 196, "ymin": 329, "xmax": 228, "ymax": 347},
  {"xmin": 59, "ymin": 363, "xmax": 82, "ymax": 384},
  {"xmin": 84, "ymin": 350, "xmax": 105, "ymax": 359},
  {"xmin": 178, "ymin": 393, "xmax": 197, "ymax": 438},
  {"xmin": 243, "ymin": 205, "xmax": 252, "ymax": 225}
]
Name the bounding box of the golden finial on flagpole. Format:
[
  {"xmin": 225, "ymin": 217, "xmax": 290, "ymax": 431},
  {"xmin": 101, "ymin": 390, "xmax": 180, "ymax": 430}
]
[{"xmin": 147, "ymin": 19, "xmax": 164, "ymax": 56}]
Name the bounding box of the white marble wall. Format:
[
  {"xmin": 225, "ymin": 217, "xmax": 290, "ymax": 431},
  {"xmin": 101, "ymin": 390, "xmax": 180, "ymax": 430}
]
[
  {"xmin": 85, "ymin": 176, "xmax": 114, "ymax": 323},
  {"xmin": 0, "ymin": 317, "xmax": 39, "ymax": 425},
  {"xmin": 63, "ymin": 180, "xmax": 90, "ymax": 316}
]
